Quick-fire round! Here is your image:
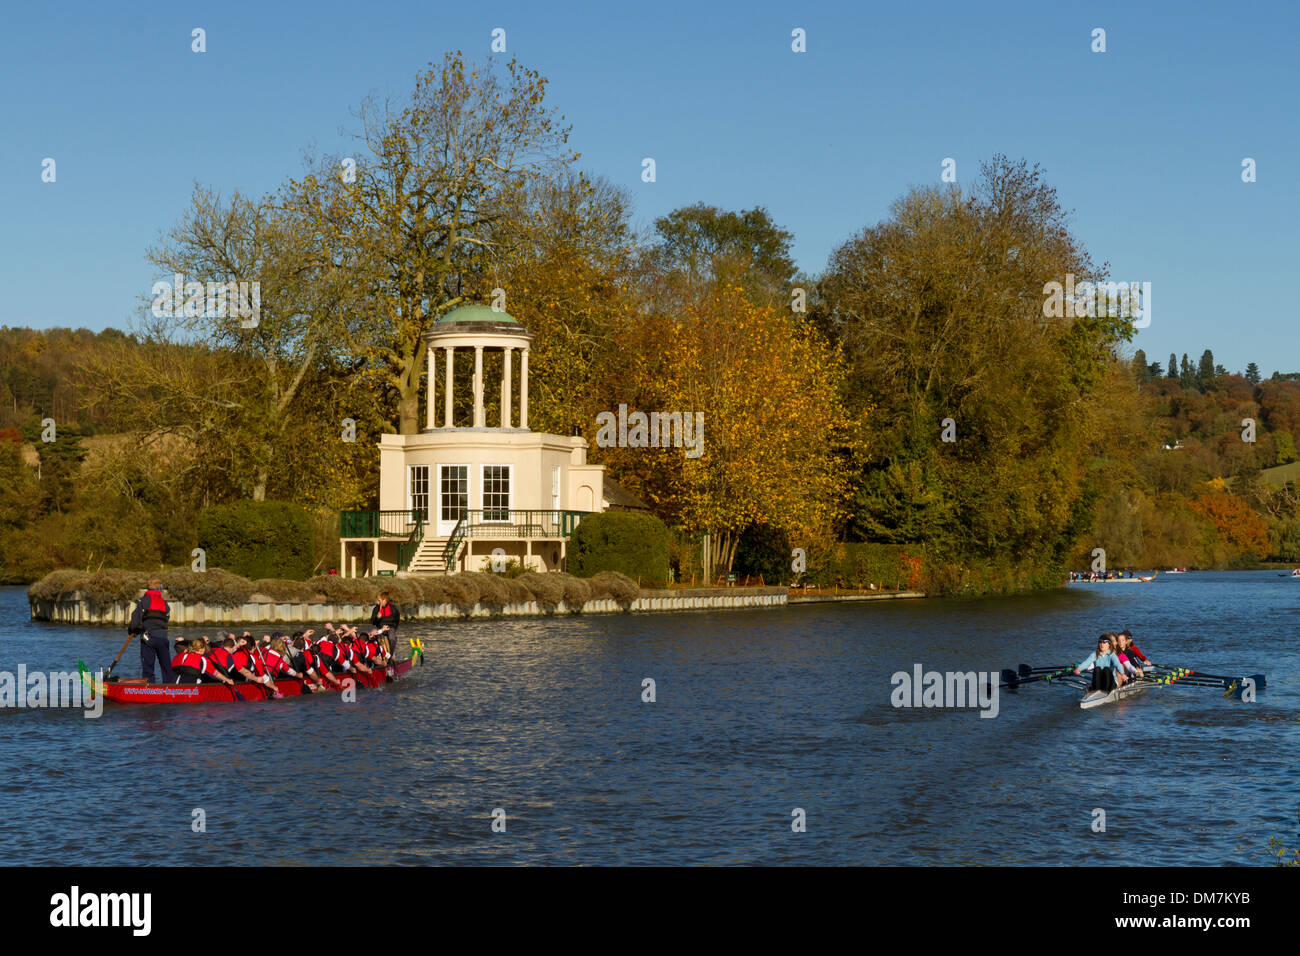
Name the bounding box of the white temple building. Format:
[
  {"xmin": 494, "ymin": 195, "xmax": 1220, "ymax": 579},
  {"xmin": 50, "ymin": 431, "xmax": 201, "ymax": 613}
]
[{"xmin": 338, "ymin": 305, "xmax": 609, "ymax": 577}]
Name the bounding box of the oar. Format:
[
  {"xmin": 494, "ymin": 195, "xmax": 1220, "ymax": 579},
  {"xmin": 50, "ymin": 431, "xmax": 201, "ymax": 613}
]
[
  {"xmin": 1147, "ymin": 669, "xmax": 1238, "ymax": 690},
  {"xmin": 1018, "ymin": 663, "xmax": 1072, "ymax": 677},
  {"xmin": 103, "ymin": 631, "xmax": 137, "ymax": 682},
  {"xmin": 995, "ymin": 665, "xmax": 1076, "ymax": 690},
  {"xmin": 1149, "ymin": 664, "xmax": 1267, "ymax": 688}
]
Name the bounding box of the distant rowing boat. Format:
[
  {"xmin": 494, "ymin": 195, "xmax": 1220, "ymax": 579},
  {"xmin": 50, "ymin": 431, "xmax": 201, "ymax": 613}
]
[{"xmin": 1069, "ymin": 572, "xmax": 1158, "ymax": 584}]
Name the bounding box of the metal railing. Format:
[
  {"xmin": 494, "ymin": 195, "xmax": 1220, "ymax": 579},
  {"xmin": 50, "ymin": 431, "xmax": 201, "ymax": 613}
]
[
  {"xmin": 397, "ymin": 519, "xmax": 425, "ymax": 572},
  {"xmin": 340, "ymin": 509, "xmax": 426, "ymax": 538},
  {"xmin": 442, "ymin": 517, "xmax": 467, "ymax": 572},
  {"xmin": 341, "ymin": 509, "xmax": 591, "ymax": 541}
]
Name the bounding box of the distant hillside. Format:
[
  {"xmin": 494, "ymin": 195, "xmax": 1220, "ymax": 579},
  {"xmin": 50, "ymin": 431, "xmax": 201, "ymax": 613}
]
[{"xmin": 1258, "ymin": 460, "xmax": 1300, "ymax": 489}]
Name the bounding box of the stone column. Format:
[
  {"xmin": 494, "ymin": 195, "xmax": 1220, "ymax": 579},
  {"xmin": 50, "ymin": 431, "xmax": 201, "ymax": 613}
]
[
  {"xmin": 444, "ymin": 347, "xmax": 454, "ymax": 427},
  {"xmin": 425, "ymin": 346, "xmax": 435, "ymax": 430},
  {"xmin": 501, "ymin": 347, "xmax": 513, "ymax": 428},
  {"xmin": 520, "ymin": 348, "xmax": 529, "ymax": 430},
  {"xmin": 473, "ymin": 345, "xmax": 484, "ymax": 427}
]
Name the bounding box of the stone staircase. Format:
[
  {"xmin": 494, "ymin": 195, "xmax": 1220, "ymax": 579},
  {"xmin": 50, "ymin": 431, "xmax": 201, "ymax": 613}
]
[{"xmin": 403, "ymin": 533, "xmax": 460, "ymax": 575}]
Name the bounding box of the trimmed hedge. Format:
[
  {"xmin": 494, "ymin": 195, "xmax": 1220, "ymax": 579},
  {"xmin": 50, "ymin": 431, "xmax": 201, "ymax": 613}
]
[
  {"xmin": 28, "ymin": 567, "xmax": 644, "ymax": 614},
  {"xmin": 569, "ymin": 512, "xmax": 670, "ymax": 583},
  {"xmin": 197, "ymin": 500, "xmax": 316, "ymax": 580}
]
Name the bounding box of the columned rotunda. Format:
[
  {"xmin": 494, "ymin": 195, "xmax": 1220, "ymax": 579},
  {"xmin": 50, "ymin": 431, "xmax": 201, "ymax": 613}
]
[{"xmin": 338, "ymin": 305, "xmax": 606, "ymax": 576}]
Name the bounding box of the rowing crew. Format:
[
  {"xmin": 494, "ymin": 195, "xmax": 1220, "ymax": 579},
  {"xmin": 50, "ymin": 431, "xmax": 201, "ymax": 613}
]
[
  {"xmin": 169, "ymin": 624, "xmax": 394, "ymax": 695},
  {"xmin": 1073, "ymin": 630, "xmax": 1152, "ymax": 694}
]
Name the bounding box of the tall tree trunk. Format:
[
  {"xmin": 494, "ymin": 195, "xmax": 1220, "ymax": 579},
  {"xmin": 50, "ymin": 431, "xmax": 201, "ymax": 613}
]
[{"xmin": 396, "ymin": 351, "xmax": 423, "ymax": 434}]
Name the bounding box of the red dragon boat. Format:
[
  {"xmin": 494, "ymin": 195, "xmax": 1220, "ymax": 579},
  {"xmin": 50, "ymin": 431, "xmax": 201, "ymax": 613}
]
[{"xmin": 78, "ymin": 657, "xmax": 416, "ymax": 705}]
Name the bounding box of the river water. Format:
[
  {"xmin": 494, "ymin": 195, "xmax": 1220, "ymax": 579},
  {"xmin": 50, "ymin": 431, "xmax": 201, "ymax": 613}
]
[{"xmin": 0, "ymin": 572, "xmax": 1295, "ymax": 865}]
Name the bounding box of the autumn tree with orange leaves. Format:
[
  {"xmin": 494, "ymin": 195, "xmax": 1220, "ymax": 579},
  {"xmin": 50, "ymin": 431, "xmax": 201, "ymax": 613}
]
[
  {"xmin": 603, "ymin": 285, "xmax": 854, "ymax": 579},
  {"xmin": 1189, "ymin": 492, "xmax": 1271, "ymax": 560}
]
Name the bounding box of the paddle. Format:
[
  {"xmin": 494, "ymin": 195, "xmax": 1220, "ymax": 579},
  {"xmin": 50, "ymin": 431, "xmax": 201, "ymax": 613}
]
[
  {"xmin": 103, "ymin": 631, "xmax": 137, "ymax": 682},
  {"xmin": 1148, "ymin": 664, "xmax": 1267, "ymax": 688},
  {"xmin": 994, "ymin": 665, "xmax": 1076, "ymax": 690},
  {"xmin": 1018, "ymin": 663, "xmax": 1072, "ymax": 678}
]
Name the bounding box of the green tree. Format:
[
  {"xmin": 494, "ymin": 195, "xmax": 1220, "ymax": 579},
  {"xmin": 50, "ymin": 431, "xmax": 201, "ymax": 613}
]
[
  {"xmin": 644, "ymin": 203, "xmax": 797, "ymax": 311},
  {"xmin": 287, "ymin": 52, "xmax": 576, "ymax": 434},
  {"xmin": 818, "ymin": 155, "xmax": 1124, "ymax": 565},
  {"xmin": 31, "ymin": 425, "xmax": 87, "ymax": 515},
  {"xmin": 1167, "ymin": 353, "xmax": 1178, "ymax": 379},
  {"xmin": 1246, "ymin": 362, "xmax": 1262, "ymax": 385},
  {"xmin": 1133, "ymin": 349, "xmax": 1149, "ymax": 383},
  {"xmin": 1198, "ymin": 349, "xmax": 1215, "ymax": 389}
]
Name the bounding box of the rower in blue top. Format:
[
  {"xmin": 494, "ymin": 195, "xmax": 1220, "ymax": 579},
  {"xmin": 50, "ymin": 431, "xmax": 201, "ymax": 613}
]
[{"xmin": 1073, "ymin": 634, "xmax": 1128, "ymax": 694}]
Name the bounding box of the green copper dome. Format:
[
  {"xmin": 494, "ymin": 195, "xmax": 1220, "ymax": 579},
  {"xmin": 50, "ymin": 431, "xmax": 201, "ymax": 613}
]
[{"xmin": 437, "ymin": 304, "xmax": 519, "ymax": 324}]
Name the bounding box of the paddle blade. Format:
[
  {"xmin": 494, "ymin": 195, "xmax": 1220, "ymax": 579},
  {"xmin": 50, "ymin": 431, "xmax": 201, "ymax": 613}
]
[
  {"xmin": 1018, "ymin": 663, "xmax": 1033, "ymax": 677},
  {"xmin": 1001, "ymin": 669, "xmax": 1019, "ymax": 686}
]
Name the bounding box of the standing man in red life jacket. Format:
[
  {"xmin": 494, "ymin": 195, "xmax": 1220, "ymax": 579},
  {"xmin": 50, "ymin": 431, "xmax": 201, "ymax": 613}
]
[
  {"xmin": 370, "ymin": 591, "xmax": 399, "ymax": 659},
  {"xmin": 129, "ymin": 577, "xmax": 173, "ymax": 683}
]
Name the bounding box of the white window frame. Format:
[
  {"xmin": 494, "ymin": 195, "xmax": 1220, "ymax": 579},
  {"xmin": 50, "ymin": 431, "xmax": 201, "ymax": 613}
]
[
  {"xmin": 481, "ymin": 464, "xmax": 512, "ymax": 523},
  {"xmin": 407, "ymin": 465, "xmax": 430, "ymax": 524},
  {"xmin": 438, "ymin": 463, "xmax": 469, "ymax": 536}
]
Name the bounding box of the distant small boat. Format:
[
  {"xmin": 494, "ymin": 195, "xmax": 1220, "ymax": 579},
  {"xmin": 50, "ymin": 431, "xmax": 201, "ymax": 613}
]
[{"xmin": 1068, "ymin": 573, "xmax": 1156, "ymax": 584}]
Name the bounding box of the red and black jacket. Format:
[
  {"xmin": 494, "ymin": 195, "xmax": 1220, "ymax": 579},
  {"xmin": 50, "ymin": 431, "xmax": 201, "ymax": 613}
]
[
  {"xmin": 231, "ymin": 647, "xmax": 267, "ymax": 679},
  {"xmin": 370, "ymin": 602, "xmax": 400, "ymax": 631},
  {"xmin": 315, "ymin": 639, "xmax": 346, "ymax": 672},
  {"xmin": 208, "ymin": 647, "xmax": 236, "ymax": 678},
  {"xmin": 129, "ymin": 590, "xmax": 170, "ymax": 634},
  {"xmin": 262, "ymin": 649, "xmax": 295, "ymax": 677},
  {"xmin": 172, "ymin": 651, "xmax": 218, "ymax": 683}
]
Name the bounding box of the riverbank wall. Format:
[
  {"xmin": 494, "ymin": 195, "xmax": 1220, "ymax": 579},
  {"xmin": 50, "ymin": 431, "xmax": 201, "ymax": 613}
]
[{"xmin": 29, "ymin": 586, "xmax": 793, "ymax": 626}]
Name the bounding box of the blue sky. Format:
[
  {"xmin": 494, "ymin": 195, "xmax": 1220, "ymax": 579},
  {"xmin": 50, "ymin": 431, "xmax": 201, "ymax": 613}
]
[{"xmin": 3, "ymin": 0, "xmax": 1296, "ymax": 372}]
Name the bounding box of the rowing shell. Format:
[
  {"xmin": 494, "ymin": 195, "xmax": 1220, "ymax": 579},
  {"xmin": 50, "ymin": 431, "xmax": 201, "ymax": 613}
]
[
  {"xmin": 1080, "ymin": 678, "xmax": 1154, "ymax": 710},
  {"xmin": 82, "ymin": 658, "xmax": 414, "ymax": 705}
]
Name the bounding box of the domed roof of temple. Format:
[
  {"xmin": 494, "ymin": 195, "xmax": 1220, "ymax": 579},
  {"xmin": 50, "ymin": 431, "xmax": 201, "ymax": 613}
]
[{"xmin": 436, "ymin": 304, "xmax": 520, "ymax": 325}]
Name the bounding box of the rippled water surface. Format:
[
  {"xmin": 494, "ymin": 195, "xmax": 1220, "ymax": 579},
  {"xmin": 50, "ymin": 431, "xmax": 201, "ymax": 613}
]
[{"xmin": 1, "ymin": 573, "xmax": 1296, "ymax": 865}]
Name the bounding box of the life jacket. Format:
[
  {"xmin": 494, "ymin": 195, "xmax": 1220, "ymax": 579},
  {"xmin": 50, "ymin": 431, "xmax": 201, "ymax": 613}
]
[
  {"xmin": 209, "ymin": 647, "xmax": 235, "ymax": 675},
  {"xmin": 140, "ymin": 590, "xmax": 169, "ymax": 625},
  {"xmin": 231, "ymin": 648, "xmax": 264, "ymax": 678},
  {"xmin": 172, "ymin": 651, "xmax": 214, "ymax": 682},
  {"xmin": 376, "ymin": 603, "xmax": 394, "ymax": 620},
  {"xmin": 263, "ymin": 649, "xmax": 291, "ymax": 675}
]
